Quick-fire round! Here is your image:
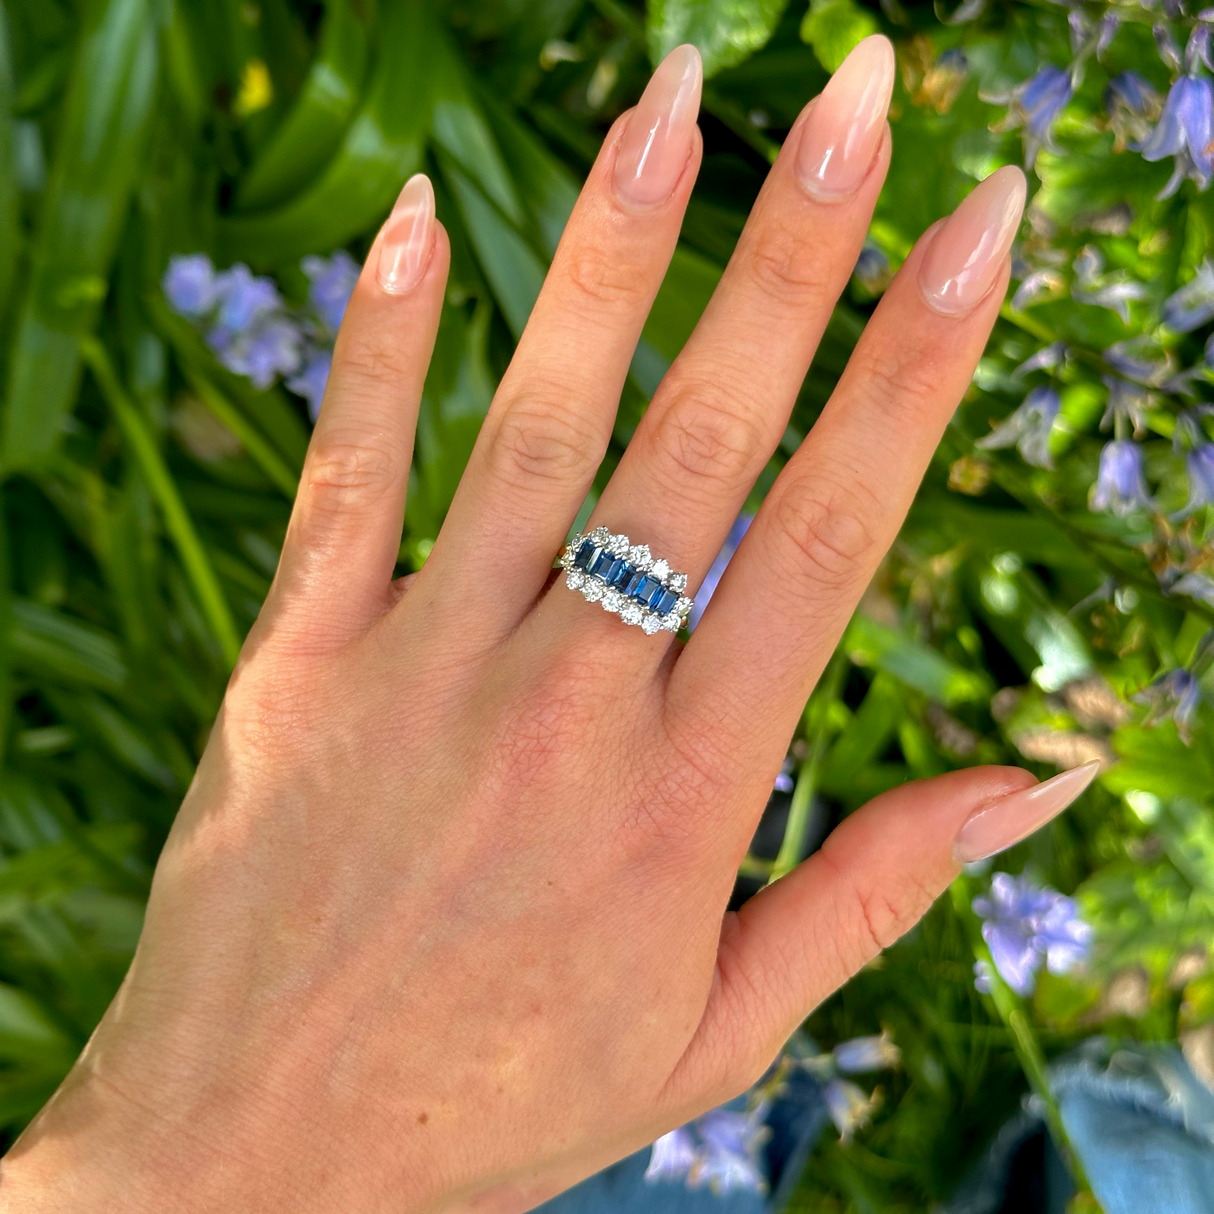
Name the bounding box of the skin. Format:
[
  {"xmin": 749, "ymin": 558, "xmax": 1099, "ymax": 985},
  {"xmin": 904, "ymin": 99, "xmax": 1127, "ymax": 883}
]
[{"xmin": 0, "ymin": 38, "xmax": 1038, "ymax": 1214}]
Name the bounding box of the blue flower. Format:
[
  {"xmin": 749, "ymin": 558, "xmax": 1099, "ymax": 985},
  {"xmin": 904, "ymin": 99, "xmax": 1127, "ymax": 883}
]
[
  {"xmin": 976, "ymin": 385, "xmax": 1060, "ymax": 469},
  {"xmin": 163, "ymin": 254, "xmax": 221, "ymax": 318},
  {"xmin": 1103, "ymin": 338, "xmax": 1171, "ymax": 386},
  {"xmin": 1090, "ymin": 440, "xmax": 1152, "ymax": 515},
  {"xmin": 1100, "ymin": 376, "xmax": 1152, "ymax": 437},
  {"xmin": 210, "ymin": 263, "xmax": 283, "ymax": 338},
  {"xmin": 833, "ymin": 1030, "xmax": 901, "ymax": 1074},
  {"xmin": 645, "ymin": 1103, "xmax": 769, "ymax": 1194},
  {"xmin": 1134, "ymin": 667, "xmax": 1203, "ymax": 743},
  {"xmin": 1164, "ymin": 261, "xmax": 1214, "ymax": 333},
  {"xmin": 853, "ymin": 243, "xmax": 892, "ymax": 294},
  {"xmin": 1188, "ymin": 24, "xmax": 1214, "ymax": 75},
  {"xmin": 287, "ymin": 349, "xmax": 333, "ymax": 422},
  {"xmin": 689, "ymin": 514, "xmax": 752, "ymax": 629},
  {"xmin": 974, "ymin": 873, "xmax": 1092, "ymax": 996},
  {"xmin": 989, "ymin": 65, "xmax": 1072, "ymax": 167},
  {"xmin": 1139, "ymin": 74, "xmax": 1214, "ymax": 198},
  {"xmin": 303, "ymin": 250, "xmax": 360, "ymax": 333},
  {"xmin": 822, "ymin": 1078, "xmax": 880, "ymax": 1144},
  {"xmin": 214, "ymin": 316, "xmax": 304, "ymax": 390},
  {"xmin": 773, "ymin": 755, "xmax": 795, "ymax": 795},
  {"xmin": 1155, "ymin": 22, "xmax": 1183, "ymax": 73},
  {"xmin": 1014, "ymin": 341, "xmax": 1067, "ymax": 377},
  {"xmin": 1182, "ymin": 444, "xmax": 1214, "ymax": 515},
  {"xmin": 1072, "ymin": 245, "xmax": 1148, "ymax": 322}
]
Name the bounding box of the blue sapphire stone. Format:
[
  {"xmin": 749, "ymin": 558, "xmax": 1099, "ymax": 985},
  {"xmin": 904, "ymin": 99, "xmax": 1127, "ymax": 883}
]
[
  {"xmin": 573, "ymin": 539, "xmax": 597, "ymax": 571},
  {"xmin": 654, "ymin": 588, "xmax": 679, "ymax": 615},
  {"xmin": 624, "ymin": 569, "xmax": 647, "ymax": 598}
]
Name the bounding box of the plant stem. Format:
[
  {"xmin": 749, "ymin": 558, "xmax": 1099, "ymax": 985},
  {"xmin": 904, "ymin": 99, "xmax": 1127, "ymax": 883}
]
[
  {"xmin": 769, "ymin": 650, "xmax": 845, "ymax": 883},
  {"xmin": 80, "ymin": 338, "xmax": 242, "ymax": 668}
]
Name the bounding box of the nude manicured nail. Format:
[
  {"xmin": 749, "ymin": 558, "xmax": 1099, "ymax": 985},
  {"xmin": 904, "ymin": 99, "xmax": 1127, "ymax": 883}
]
[
  {"xmin": 918, "ymin": 165, "xmax": 1026, "ymax": 314},
  {"xmin": 953, "ymin": 761, "xmax": 1100, "ymax": 864},
  {"xmin": 613, "ymin": 44, "xmax": 702, "ymax": 207},
  {"xmin": 795, "ymin": 35, "xmax": 895, "ymax": 201},
  {"xmin": 377, "ymin": 173, "xmax": 436, "ymax": 294}
]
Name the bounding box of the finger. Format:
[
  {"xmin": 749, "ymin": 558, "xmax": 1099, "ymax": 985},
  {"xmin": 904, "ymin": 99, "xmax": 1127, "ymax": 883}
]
[
  {"xmin": 543, "ymin": 37, "xmax": 894, "ymax": 651},
  {"xmin": 675, "ymin": 167, "xmax": 1026, "ymax": 749},
  {"xmin": 269, "ymin": 175, "xmax": 449, "ymax": 643},
  {"xmin": 666, "ymin": 762, "xmax": 1098, "ymax": 1103},
  {"xmin": 417, "ymin": 46, "xmax": 703, "ymax": 638}
]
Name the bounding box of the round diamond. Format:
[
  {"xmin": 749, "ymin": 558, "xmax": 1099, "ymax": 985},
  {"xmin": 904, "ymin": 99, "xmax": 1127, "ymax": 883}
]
[
  {"xmin": 674, "ymin": 596, "xmax": 693, "ymax": 619},
  {"xmin": 559, "ymin": 549, "xmax": 574, "ymax": 570},
  {"xmin": 583, "ymin": 580, "xmax": 604, "ymax": 602},
  {"xmin": 628, "ymin": 544, "xmax": 652, "ymax": 570},
  {"xmin": 621, "ymin": 603, "xmax": 643, "ymax": 626},
  {"xmin": 591, "ymin": 525, "xmax": 610, "ymax": 544},
  {"xmin": 649, "ymin": 558, "xmax": 670, "ymax": 581},
  {"xmin": 609, "ymin": 533, "xmax": 630, "ymax": 557},
  {"xmin": 602, "ymin": 589, "xmax": 623, "ymax": 613},
  {"xmin": 641, "ymin": 612, "xmax": 662, "ymax": 635},
  {"xmin": 661, "ymin": 612, "xmax": 682, "ymax": 632},
  {"xmin": 669, "ymin": 572, "xmax": 688, "ymax": 593},
  {"xmin": 566, "ymin": 570, "xmax": 585, "ymax": 590}
]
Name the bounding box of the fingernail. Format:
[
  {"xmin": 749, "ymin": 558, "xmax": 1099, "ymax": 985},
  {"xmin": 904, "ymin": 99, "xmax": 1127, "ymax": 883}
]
[
  {"xmin": 377, "ymin": 173, "xmax": 436, "ymax": 294},
  {"xmin": 613, "ymin": 44, "xmax": 702, "ymax": 208},
  {"xmin": 918, "ymin": 165, "xmax": 1026, "ymax": 315},
  {"xmin": 953, "ymin": 761, "xmax": 1100, "ymax": 864},
  {"xmin": 795, "ymin": 35, "xmax": 895, "ymax": 201}
]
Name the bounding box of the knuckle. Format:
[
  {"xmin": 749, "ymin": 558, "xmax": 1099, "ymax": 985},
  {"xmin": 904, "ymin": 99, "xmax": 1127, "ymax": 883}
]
[
  {"xmin": 852, "ymin": 345, "xmax": 942, "ymax": 423},
  {"xmin": 562, "ymin": 241, "xmax": 650, "ymax": 311},
  {"xmin": 337, "ymin": 330, "xmax": 410, "ymax": 394},
  {"xmin": 304, "ymin": 432, "xmax": 399, "ymax": 512},
  {"xmin": 489, "ymin": 397, "xmax": 602, "ymax": 489},
  {"xmin": 645, "ymin": 385, "xmax": 764, "ymax": 493},
  {"xmin": 770, "ymin": 479, "xmax": 878, "ymax": 592},
  {"xmin": 745, "ymin": 219, "xmax": 830, "ymax": 307}
]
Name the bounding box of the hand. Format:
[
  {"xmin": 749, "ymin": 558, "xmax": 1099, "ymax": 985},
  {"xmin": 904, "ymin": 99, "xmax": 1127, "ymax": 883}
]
[{"xmin": 0, "ymin": 35, "xmax": 1093, "ymax": 1214}]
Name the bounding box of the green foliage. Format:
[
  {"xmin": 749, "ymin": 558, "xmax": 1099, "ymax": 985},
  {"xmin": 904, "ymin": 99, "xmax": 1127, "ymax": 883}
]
[{"xmin": 0, "ymin": 0, "xmax": 1213, "ymax": 1207}]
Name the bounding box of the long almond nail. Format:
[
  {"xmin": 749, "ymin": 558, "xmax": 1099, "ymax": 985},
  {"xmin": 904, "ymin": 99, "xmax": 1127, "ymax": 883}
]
[
  {"xmin": 918, "ymin": 165, "xmax": 1026, "ymax": 315},
  {"xmin": 795, "ymin": 35, "xmax": 895, "ymax": 201},
  {"xmin": 953, "ymin": 761, "xmax": 1100, "ymax": 864},
  {"xmin": 377, "ymin": 174, "xmax": 436, "ymax": 294},
  {"xmin": 613, "ymin": 44, "xmax": 702, "ymax": 208}
]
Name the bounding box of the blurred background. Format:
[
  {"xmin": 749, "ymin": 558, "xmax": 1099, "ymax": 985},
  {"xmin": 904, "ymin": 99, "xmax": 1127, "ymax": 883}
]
[{"xmin": 2, "ymin": 0, "xmax": 1214, "ymax": 1210}]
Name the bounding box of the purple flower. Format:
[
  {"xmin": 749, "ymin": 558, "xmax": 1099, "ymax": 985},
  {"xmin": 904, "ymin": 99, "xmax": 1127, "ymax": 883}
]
[
  {"xmin": 1103, "ymin": 339, "xmax": 1171, "ymax": 386},
  {"xmin": 1188, "ymin": 24, "xmax": 1214, "ymax": 75},
  {"xmin": 1155, "ymin": 22, "xmax": 1183, "ymax": 73},
  {"xmin": 974, "ymin": 873, "xmax": 1091, "ymax": 996},
  {"xmin": 287, "ymin": 349, "xmax": 333, "ymax": 422},
  {"xmin": 853, "ymin": 243, "xmax": 892, "ymax": 294},
  {"xmin": 822, "ymin": 1078, "xmax": 879, "ymax": 1144},
  {"xmin": 1011, "ymin": 268, "xmax": 1066, "ymax": 311},
  {"xmin": 990, "ymin": 65, "xmax": 1072, "ymax": 167},
  {"xmin": 1135, "ymin": 667, "xmax": 1202, "ymax": 743},
  {"xmin": 773, "ymin": 755, "xmax": 795, "ymax": 795},
  {"xmin": 1014, "ymin": 342, "xmax": 1067, "ymax": 377},
  {"xmin": 1090, "ymin": 440, "xmax": 1152, "ymax": 515},
  {"xmin": 1100, "ymin": 376, "xmax": 1152, "ymax": 437},
  {"xmin": 303, "ymin": 250, "xmax": 360, "ymax": 333},
  {"xmin": 213, "ymin": 316, "xmax": 304, "ymax": 390},
  {"xmin": 1164, "ymin": 261, "xmax": 1214, "ymax": 333},
  {"xmin": 644, "ymin": 1126, "xmax": 699, "ymax": 1181},
  {"xmin": 163, "ymin": 254, "xmax": 221, "ymax": 318},
  {"xmin": 1139, "ymin": 75, "xmax": 1214, "ymax": 198},
  {"xmin": 689, "ymin": 514, "xmax": 752, "ymax": 629},
  {"xmin": 1169, "ymin": 571, "xmax": 1214, "ymax": 608},
  {"xmin": 976, "ymin": 386, "xmax": 1060, "ymax": 469},
  {"xmin": 1072, "ymin": 245, "xmax": 1148, "ymax": 322}
]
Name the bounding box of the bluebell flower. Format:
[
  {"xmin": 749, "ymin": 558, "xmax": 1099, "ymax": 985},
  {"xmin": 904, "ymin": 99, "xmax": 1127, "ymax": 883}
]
[
  {"xmin": 1100, "ymin": 376, "xmax": 1152, "ymax": 439},
  {"xmin": 1014, "ymin": 341, "xmax": 1067, "ymax": 377},
  {"xmin": 1168, "ymin": 571, "xmax": 1214, "ymax": 609},
  {"xmin": 1091, "ymin": 439, "xmax": 1152, "ymax": 515},
  {"xmin": 1188, "ymin": 24, "xmax": 1214, "ymax": 74},
  {"xmin": 1134, "ymin": 667, "xmax": 1203, "ymax": 743},
  {"xmin": 974, "ymin": 873, "xmax": 1092, "ymax": 996},
  {"xmin": 163, "ymin": 254, "xmax": 220, "ymax": 318},
  {"xmin": 210, "ymin": 263, "xmax": 282, "ymax": 338},
  {"xmin": 287, "ymin": 349, "xmax": 333, "ymax": 422},
  {"xmin": 1183, "ymin": 444, "xmax": 1214, "ymax": 515},
  {"xmin": 1105, "ymin": 72, "xmax": 1162, "ymax": 155},
  {"xmin": 773, "ymin": 755, "xmax": 795, "ymax": 795},
  {"xmin": 689, "ymin": 514, "xmax": 752, "ymax": 629},
  {"xmin": 976, "ymin": 385, "xmax": 1060, "ymax": 469},
  {"xmin": 1103, "ymin": 338, "xmax": 1172, "ymax": 386},
  {"xmin": 645, "ymin": 1103, "xmax": 769, "ymax": 1194},
  {"xmin": 1072, "ymin": 245, "xmax": 1148, "ymax": 322},
  {"xmin": 988, "ymin": 65, "xmax": 1072, "ymax": 167},
  {"xmin": 214, "ymin": 316, "xmax": 304, "ymax": 390},
  {"xmin": 833, "ymin": 1030, "xmax": 901, "ymax": 1074},
  {"xmin": 1011, "ymin": 268, "xmax": 1066, "ymax": 311},
  {"xmin": 1139, "ymin": 74, "xmax": 1214, "ymax": 198},
  {"xmin": 1164, "ymin": 261, "xmax": 1214, "ymax": 332},
  {"xmin": 1155, "ymin": 22, "xmax": 1183, "ymax": 73},
  {"xmin": 853, "ymin": 243, "xmax": 892, "ymax": 294},
  {"xmin": 303, "ymin": 250, "xmax": 360, "ymax": 333},
  {"xmin": 823, "ymin": 1078, "xmax": 879, "ymax": 1144}
]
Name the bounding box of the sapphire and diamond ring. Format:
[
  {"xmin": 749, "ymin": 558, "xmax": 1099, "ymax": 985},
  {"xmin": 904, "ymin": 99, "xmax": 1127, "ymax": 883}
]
[{"xmin": 559, "ymin": 527, "xmax": 693, "ymax": 635}]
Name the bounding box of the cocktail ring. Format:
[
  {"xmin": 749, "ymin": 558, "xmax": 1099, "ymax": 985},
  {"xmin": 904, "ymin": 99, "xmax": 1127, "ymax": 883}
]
[{"xmin": 558, "ymin": 527, "xmax": 693, "ymax": 635}]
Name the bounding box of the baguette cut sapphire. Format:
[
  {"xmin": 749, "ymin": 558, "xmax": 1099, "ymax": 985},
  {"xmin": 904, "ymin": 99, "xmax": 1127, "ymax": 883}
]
[
  {"xmin": 654, "ymin": 588, "xmax": 678, "ymax": 615},
  {"xmin": 563, "ymin": 529, "xmax": 691, "ymax": 628},
  {"xmin": 573, "ymin": 539, "xmax": 597, "ymax": 571}
]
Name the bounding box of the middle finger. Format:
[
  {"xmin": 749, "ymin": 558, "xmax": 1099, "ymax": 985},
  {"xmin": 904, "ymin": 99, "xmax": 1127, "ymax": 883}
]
[{"xmin": 546, "ymin": 36, "xmax": 895, "ymax": 643}]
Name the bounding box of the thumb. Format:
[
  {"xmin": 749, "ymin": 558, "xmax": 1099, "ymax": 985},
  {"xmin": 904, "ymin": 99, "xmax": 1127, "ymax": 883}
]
[{"xmin": 668, "ymin": 761, "xmax": 1099, "ymax": 1106}]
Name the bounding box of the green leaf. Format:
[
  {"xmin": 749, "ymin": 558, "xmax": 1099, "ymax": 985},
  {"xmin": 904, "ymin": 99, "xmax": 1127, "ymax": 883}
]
[
  {"xmin": 799, "ymin": 0, "xmax": 878, "ymax": 72},
  {"xmin": 0, "ymin": 1, "xmax": 16, "ymax": 322},
  {"xmin": 647, "ymin": 0, "xmax": 790, "ymax": 78},
  {"xmin": 218, "ymin": 0, "xmax": 431, "ymax": 266},
  {"xmin": 0, "ymin": 983, "xmax": 73, "ymax": 1064},
  {"xmin": 234, "ymin": 0, "xmax": 369, "ymax": 211},
  {"xmin": 0, "ymin": 0, "xmax": 161, "ymax": 471},
  {"xmin": 10, "ymin": 600, "xmax": 128, "ymax": 692}
]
